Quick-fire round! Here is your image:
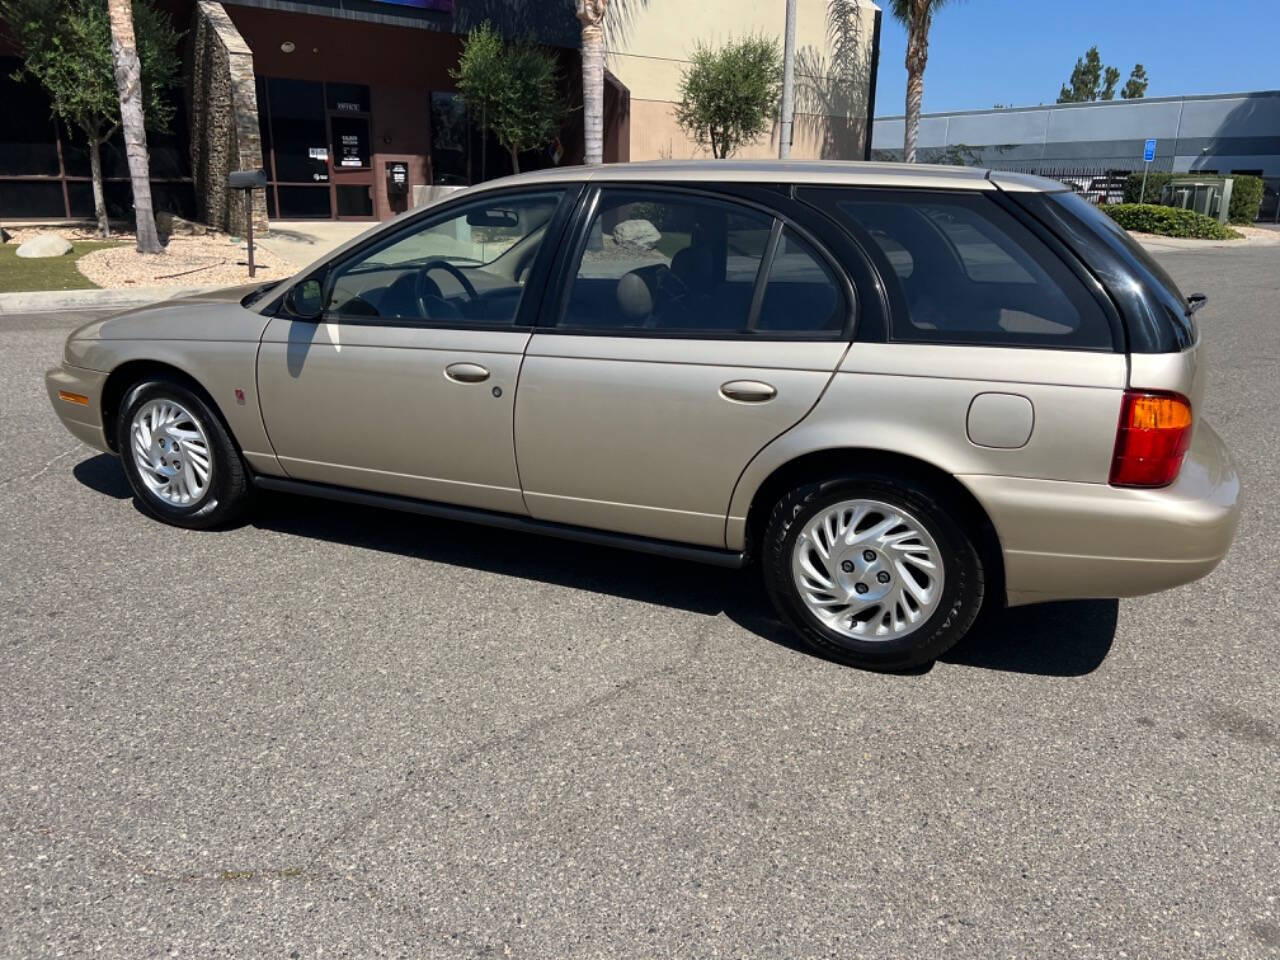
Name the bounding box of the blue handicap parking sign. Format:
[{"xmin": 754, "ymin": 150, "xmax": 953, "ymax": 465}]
[{"xmin": 1143, "ymin": 139, "xmax": 1157, "ymax": 162}]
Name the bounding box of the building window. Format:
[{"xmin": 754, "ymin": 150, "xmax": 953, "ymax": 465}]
[{"xmin": 0, "ymin": 56, "xmax": 194, "ymax": 221}]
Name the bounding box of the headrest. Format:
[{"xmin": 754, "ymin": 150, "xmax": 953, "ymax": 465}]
[{"xmin": 616, "ymin": 271, "xmax": 653, "ymax": 323}]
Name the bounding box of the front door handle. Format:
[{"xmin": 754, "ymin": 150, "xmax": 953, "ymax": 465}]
[
  {"xmin": 445, "ymin": 362, "xmax": 491, "ymax": 384},
  {"xmin": 720, "ymin": 380, "xmax": 777, "ymax": 403}
]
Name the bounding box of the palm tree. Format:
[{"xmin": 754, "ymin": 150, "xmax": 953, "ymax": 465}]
[
  {"xmin": 889, "ymin": 0, "xmax": 951, "ymax": 163},
  {"xmin": 107, "ymin": 0, "xmax": 162, "ymax": 253},
  {"xmin": 576, "ymin": 0, "xmax": 607, "ymax": 165}
]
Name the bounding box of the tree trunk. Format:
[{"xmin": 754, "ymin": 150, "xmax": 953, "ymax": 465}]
[
  {"xmin": 903, "ymin": 14, "xmax": 929, "ymax": 165},
  {"xmin": 88, "ymin": 136, "xmax": 109, "ymax": 238},
  {"xmin": 509, "ymin": 145, "xmax": 520, "ymax": 174},
  {"xmin": 108, "ymin": 0, "xmax": 162, "ymax": 253},
  {"xmin": 904, "ymin": 66, "xmax": 923, "ymax": 163},
  {"xmin": 577, "ymin": 0, "xmax": 607, "ymax": 165}
]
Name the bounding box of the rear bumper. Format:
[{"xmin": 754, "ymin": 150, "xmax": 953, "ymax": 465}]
[
  {"xmin": 962, "ymin": 419, "xmax": 1241, "ymax": 607},
  {"xmin": 45, "ymin": 364, "xmax": 111, "ymax": 453}
]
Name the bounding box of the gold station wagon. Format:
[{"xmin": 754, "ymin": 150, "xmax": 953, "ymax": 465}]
[{"xmin": 46, "ymin": 161, "xmax": 1241, "ymax": 670}]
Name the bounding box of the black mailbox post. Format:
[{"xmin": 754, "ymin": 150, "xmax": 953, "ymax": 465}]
[{"xmin": 228, "ymin": 169, "xmax": 268, "ymax": 278}]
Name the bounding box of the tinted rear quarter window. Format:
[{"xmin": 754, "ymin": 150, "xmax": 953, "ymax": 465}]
[
  {"xmin": 806, "ymin": 188, "xmax": 1115, "ymax": 350},
  {"xmin": 1036, "ymin": 190, "xmax": 1196, "ymax": 351}
]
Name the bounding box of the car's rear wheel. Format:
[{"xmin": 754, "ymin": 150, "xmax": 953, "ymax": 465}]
[
  {"xmin": 116, "ymin": 377, "xmax": 250, "ymax": 529},
  {"xmin": 762, "ymin": 474, "xmax": 984, "ymax": 671}
]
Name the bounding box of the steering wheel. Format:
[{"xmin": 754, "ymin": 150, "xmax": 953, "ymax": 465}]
[{"xmin": 414, "ymin": 259, "xmax": 480, "ymax": 318}]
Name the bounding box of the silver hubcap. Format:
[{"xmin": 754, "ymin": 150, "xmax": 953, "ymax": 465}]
[
  {"xmin": 130, "ymin": 398, "xmax": 213, "ymax": 506},
  {"xmin": 791, "ymin": 498, "xmax": 945, "ymax": 641}
]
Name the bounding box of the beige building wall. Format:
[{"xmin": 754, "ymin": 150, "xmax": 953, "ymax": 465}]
[{"xmin": 606, "ymin": 0, "xmax": 880, "ymax": 161}]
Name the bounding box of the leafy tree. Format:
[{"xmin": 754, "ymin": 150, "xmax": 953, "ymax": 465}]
[
  {"xmin": 889, "ymin": 0, "xmax": 954, "ymax": 164},
  {"xmin": 1058, "ymin": 45, "xmax": 1103, "ymax": 102},
  {"xmin": 451, "ymin": 23, "xmax": 565, "ymax": 175},
  {"xmin": 674, "ymin": 36, "xmax": 782, "ymax": 159},
  {"xmin": 0, "ymin": 0, "xmax": 180, "ymax": 238},
  {"xmin": 1059, "ymin": 46, "xmax": 1148, "ymax": 103},
  {"xmin": 450, "ymin": 22, "xmax": 503, "ymax": 179},
  {"xmin": 1122, "ymin": 64, "xmax": 1149, "ymax": 100},
  {"xmin": 1102, "ymin": 65, "xmax": 1120, "ymax": 100},
  {"xmin": 488, "ymin": 41, "xmax": 565, "ymax": 174}
]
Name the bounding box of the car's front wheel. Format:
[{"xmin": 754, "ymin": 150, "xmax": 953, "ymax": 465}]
[
  {"xmin": 762, "ymin": 474, "xmax": 985, "ymax": 671},
  {"xmin": 116, "ymin": 377, "xmax": 250, "ymax": 529}
]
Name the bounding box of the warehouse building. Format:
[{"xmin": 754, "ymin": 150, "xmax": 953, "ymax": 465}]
[{"xmin": 871, "ymin": 90, "xmax": 1280, "ymax": 219}]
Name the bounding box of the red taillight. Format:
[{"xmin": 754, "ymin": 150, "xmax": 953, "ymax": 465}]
[{"xmin": 1110, "ymin": 390, "xmax": 1193, "ymax": 488}]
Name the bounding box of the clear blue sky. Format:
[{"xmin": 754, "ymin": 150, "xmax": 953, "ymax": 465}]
[{"xmin": 872, "ymin": 0, "xmax": 1280, "ymax": 116}]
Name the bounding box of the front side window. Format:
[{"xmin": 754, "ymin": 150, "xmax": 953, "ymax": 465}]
[
  {"xmin": 814, "ymin": 189, "xmax": 1113, "ymax": 349},
  {"xmin": 325, "ymin": 190, "xmax": 564, "ymax": 325},
  {"xmin": 558, "ymin": 189, "xmax": 847, "ymax": 337}
]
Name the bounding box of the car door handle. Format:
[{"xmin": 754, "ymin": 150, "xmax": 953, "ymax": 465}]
[
  {"xmin": 720, "ymin": 380, "xmax": 777, "ymax": 403},
  {"xmin": 445, "ymin": 362, "xmax": 491, "ymax": 383}
]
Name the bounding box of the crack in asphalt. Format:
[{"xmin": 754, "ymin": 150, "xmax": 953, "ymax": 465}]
[
  {"xmin": 0, "ymin": 444, "xmax": 84, "ymax": 492},
  {"xmin": 0, "ymin": 621, "xmax": 717, "ymax": 909}
]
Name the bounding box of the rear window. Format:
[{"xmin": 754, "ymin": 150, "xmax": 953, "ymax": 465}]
[{"xmin": 808, "ymin": 188, "xmax": 1115, "ymax": 350}]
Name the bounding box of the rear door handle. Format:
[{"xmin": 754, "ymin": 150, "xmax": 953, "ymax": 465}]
[
  {"xmin": 445, "ymin": 362, "xmax": 491, "ymax": 383},
  {"xmin": 720, "ymin": 380, "xmax": 777, "ymax": 403}
]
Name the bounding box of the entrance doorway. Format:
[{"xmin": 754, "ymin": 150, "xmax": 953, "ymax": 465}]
[{"xmin": 256, "ymin": 76, "xmax": 376, "ymax": 221}]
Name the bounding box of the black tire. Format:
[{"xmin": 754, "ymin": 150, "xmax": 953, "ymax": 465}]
[
  {"xmin": 116, "ymin": 377, "xmax": 251, "ymax": 529},
  {"xmin": 761, "ymin": 474, "xmax": 984, "ymax": 671}
]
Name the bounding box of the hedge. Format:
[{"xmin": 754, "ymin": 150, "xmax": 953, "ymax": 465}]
[
  {"xmin": 1103, "ymin": 203, "xmax": 1243, "ymax": 240},
  {"xmin": 1123, "ymin": 172, "xmax": 1173, "ymax": 205},
  {"xmin": 1228, "ymin": 175, "xmax": 1264, "ymax": 223},
  {"xmin": 1122, "ymin": 172, "xmax": 1265, "ymax": 223}
]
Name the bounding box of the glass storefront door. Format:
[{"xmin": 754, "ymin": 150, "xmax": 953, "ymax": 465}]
[{"xmin": 257, "ymin": 77, "xmax": 376, "ymax": 220}]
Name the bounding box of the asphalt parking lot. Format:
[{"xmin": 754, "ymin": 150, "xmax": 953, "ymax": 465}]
[{"xmin": 2, "ymin": 244, "xmax": 1277, "ymax": 959}]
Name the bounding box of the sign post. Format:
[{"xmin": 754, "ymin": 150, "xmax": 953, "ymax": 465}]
[{"xmin": 1140, "ymin": 138, "xmax": 1157, "ymax": 204}]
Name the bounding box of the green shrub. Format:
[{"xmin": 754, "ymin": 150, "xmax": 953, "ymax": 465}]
[
  {"xmin": 1103, "ymin": 203, "xmax": 1243, "ymax": 240},
  {"xmin": 1228, "ymin": 175, "xmax": 1264, "ymax": 223},
  {"xmin": 1123, "ymin": 171, "xmax": 1173, "ymax": 204},
  {"xmin": 1123, "ymin": 172, "xmax": 1265, "ymax": 223}
]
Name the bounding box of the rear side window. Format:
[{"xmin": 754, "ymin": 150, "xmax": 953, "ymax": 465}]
[
  {"xmin": 812, "ymin": 189, "xmax": 1114, "ymax": 349},
  {"xmin": 557, "ymin": 188, "xmax": 848, "ymax": 338},
  {"xmin": 755, "ymin": 228, "xmax": 843, "ymax": 334}
]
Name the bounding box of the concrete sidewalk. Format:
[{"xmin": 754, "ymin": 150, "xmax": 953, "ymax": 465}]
[
  {"xmin": 256, "ymin": 219, "xmax": 376, "ymax": 270},
  {"xmin": 0, "ymin": 285, "xmax": 227, "ymax": 316}
]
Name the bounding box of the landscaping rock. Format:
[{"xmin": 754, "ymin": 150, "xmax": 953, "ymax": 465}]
[
  {"xmin": 15, "ymin": 233, "xmax": 73, "ymax": 258},
  {"xmin": 157, "ymin": 211, "xmax": 208, "ymax": 238},
  {"xmin": 612, "ymin": 218, "xmax": 661, "ymax": 248}
]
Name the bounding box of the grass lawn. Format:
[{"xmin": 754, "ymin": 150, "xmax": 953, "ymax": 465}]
[{"xmin": 0, "ymin": 240, "xmax": 120, "ymax": 293}]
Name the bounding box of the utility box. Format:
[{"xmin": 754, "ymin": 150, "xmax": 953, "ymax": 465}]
[{"xmin": 1160, "ymin": 177, "xmax": 1234, "ymax": 224}]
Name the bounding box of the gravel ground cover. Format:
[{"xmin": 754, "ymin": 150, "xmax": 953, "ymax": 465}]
[{"xmin": 3, "ymin": 226, "xmax": 289, "ymax": 290}]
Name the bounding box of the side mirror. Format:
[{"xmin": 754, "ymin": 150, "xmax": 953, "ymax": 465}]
[{"xmin": 285, "ymin": 277, "xmax": 325, "ymax": 321}]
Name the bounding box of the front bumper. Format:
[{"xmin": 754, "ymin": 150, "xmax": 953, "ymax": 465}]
[
  {"xmin": 962, "ymin": 419, "xmax": 1241, "ymax": 607},
  {"xmin": 45, "ymin": 363, "xmax": 111, "ymax": 453}
]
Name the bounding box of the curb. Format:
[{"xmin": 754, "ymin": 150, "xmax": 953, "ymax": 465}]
[{"xmin": 0, "ymin": 284, "xmax": 225, "ymax": 316}]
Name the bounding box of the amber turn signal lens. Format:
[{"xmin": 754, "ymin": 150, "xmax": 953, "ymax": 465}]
[
  {"xmin": 58, "ymin": 390, "xmax": 89, "ymax": 406},
  {"xmin": 1110, "ymin": 390, "xmax": 1193, "ymax": 488}
]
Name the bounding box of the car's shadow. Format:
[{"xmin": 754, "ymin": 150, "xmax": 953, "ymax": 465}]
[{"xmin": 75, "ymin": 453, "xmax": 1117, "ymax": 677}]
